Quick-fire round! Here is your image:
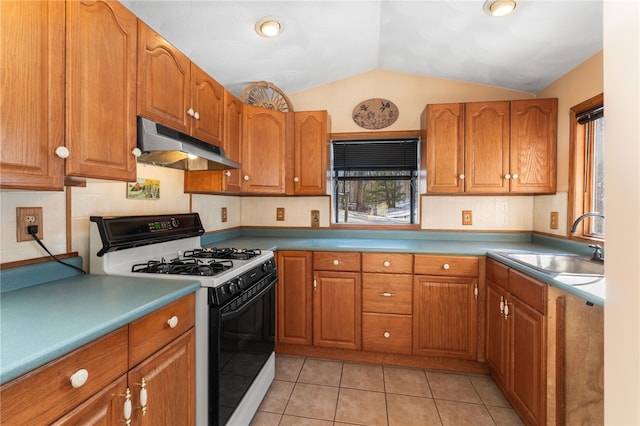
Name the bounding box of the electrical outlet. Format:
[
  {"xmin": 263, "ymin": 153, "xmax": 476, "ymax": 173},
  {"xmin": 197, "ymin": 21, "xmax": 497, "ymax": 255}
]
[
  {"xmin": 276, "ymin": 207, "xmax": 285, "ymax": 221},
  {"xmin": 550, "ymin": 211, "xmax": 559, "ymax": 229},
  {"xmin": 311, "ymin": 210, "xmax": 320, "ymax": 228},
  {"xmin": 462, "ymin": 210, "xmax": 473, "ymax": 226},
  {"xmin": 17, "ymin": 207, "xmax": 43, "ymax": 242},
  {"xmin": 221, "ymin": 207, "xmax": 228, "ymax": 223}
]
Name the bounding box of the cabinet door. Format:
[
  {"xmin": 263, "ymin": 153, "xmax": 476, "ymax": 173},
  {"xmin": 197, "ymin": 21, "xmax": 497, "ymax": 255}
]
[
  {"xmin": 191, "ymin": 63, "xmax": 224, "ymax": 145},
  {"xmin": 242, "ymin": 104, "xmax": 286, "ymax": 194},
  {"xmin": 313, "ymin": 271, "xmax": 361, "ymax": 350},
  {"xmin": 277, "ymin": 251, "xmax": 313, "ymax": 346},
  {"xmin": 222, "ymin": 89, "xmax": 243, "ymax": 192},
  {"xmin": 423, "ymin": 103, "xmax": 465, "ymax": 193},
  {"xmin": 292, "ymin": 111, "xmax": 328, "ymax": 195},
  {"xmin": 510, "ymin": 297, "xmax": 546, "ymax": 426},
  {"xmin": 0, "ymin": 0, "xmax": 65, "ymax": 190},
  {"xmin": 465, "ymin": 101, "xmax": 510, "ymax": 193},
  {"xmin": 485, "ymin": 279, "xmax": 509, "ymax": 389},
  {"xmin": 66, "ymin": 0, "xmax": 137, "ymax": 182},
  {"xmin": 51, "ymin": 375, "xmax": 127, "ymax": 426},
  {"xmin": 413, "ymin": 276, "xmax": 478, "ymax": 359},
  {"xmin": 129, "ymin": 329, "xmax": 195, "ymax": 426},
  {"xmin": 138, "ymin": 21, "xmax": 191, "ymax": 133},
  {"xmin": 510, "ymin": 98, "xmax": 557, "ymax": 193}
]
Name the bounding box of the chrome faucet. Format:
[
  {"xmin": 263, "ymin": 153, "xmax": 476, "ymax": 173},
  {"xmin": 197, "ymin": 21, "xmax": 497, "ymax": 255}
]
[{"xmin": 570, "ymin": 212, "xmax": 605, "ymax": 262}]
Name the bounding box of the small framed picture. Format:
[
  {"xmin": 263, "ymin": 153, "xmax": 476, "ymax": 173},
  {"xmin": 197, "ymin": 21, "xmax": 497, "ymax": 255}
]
[{"xmin": 127, "ymin": 178, "xmax": 160, "ymax": 199}]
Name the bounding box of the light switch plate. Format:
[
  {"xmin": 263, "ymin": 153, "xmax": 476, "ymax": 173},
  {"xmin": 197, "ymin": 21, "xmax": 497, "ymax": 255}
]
[
  {"xmin": 462, "ymin": 210, "xmax": 473, "ymax": 226},
  {"xmin": 221, "ymin": 207, "xmax": 227, "ymax": 223},
  {"xmin": 276, "ymin": 208, "xmax": 285, "ymax": 221},
  {"xmin": 311, "ymin": 210, "xmax": 320, "ymax": 228}
]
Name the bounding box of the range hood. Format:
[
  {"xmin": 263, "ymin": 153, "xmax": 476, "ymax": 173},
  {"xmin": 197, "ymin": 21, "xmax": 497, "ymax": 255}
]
[{"xmin": 136, "ymin": 117, "xmax": 241, "ymax": 171}]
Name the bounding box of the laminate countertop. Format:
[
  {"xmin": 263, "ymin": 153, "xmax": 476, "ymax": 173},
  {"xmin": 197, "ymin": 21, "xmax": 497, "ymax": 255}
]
[{"xmin": 0, "ymin": 274, "xmax": 199, "ymax": 385}]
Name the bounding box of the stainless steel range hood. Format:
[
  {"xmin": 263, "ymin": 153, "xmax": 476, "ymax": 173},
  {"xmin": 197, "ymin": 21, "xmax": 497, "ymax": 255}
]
[{"xmin": 136, "ymin": 117, "xmax": 241, "ymax": 171}]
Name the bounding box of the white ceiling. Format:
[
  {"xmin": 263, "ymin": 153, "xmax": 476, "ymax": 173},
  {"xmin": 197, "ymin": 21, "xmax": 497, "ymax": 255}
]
[{"xmin": 121, "ymin": 0, "xmax": 602, "ymax": 98}]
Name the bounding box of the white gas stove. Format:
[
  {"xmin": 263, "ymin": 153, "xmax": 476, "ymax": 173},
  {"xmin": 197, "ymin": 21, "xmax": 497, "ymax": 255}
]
[{"xmin": 90, "ymin": 213, "xmax": 277, "ymax": 426}]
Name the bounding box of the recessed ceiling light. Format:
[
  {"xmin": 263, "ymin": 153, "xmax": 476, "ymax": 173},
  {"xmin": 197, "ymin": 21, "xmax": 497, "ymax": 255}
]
[
  {"xmin": 255, "ymin": 17, "xmax": 282, "ymax": 37},
  {"xmin": 483, "ymin": 0, "xmax": 517, "ymax": 17}
]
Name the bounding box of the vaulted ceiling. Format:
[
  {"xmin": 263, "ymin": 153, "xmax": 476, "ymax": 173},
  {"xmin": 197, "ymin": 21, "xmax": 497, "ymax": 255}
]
[{"xmin": 121, "ymin": 1, "xmax": 602, "ymax": 98}]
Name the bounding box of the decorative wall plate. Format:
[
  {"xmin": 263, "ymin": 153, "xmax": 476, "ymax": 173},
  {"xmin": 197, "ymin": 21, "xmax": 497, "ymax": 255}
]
[{"xmin": 352, "ymin": 98, "xmax": 399, "ymax": 130}]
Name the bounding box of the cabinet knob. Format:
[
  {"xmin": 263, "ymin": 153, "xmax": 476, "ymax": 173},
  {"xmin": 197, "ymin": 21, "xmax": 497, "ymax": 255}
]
[
  {"xmin": 512, "ymin": 173, "xmax": 519, "ymax": 179},
  {"xmin": 167, "ymin": 316, "xmax": 179, "ymax": 328},
  {"xmin": 194, "ymin": 111, "xmax": 200, "ymax": 120},
  {"xmin": 55, "ymin": 146, "xmax": 70, "ymax": 159},
  {"xmin": 383, "ymin": 260, "xmax": 390, "ymax": 267},
  {"xmin": 504, "ymin": 173, "xmax": 511, "ymax": 180},
  {"xmin": 332, "ymin": 259, "xmax": 339, "ymax": 266},
  {"xmin": 225, "ymin": 170, "xmax": 231, "ymax": 177},
  {"xmin": 383, "ymin": 331, "xmax": 391, "ymax": 339},
  {"xmin": 243, "ymin": 175, "xmax": 250, "ymax": 181},
  {"xmin": 187, "ymin": 108, "xmax": 195, "ymax": 117},
  {"xmin": 131, "ymin": 147, "xmax": 142, "ymax": 158},
  {"xmin": 459, "ymin": 174, "xmax": 465, "ymax": 180},
  {"xmin": 442, "ymin": 263, "xmax": 450, "ymax": 270},
  {"xmin": 70, "ymin": 368, "xmax": 89, "ymax": 388},
  {"xmin": 293, "ymin": 177, "xmax": 300, "ymax": 183}
]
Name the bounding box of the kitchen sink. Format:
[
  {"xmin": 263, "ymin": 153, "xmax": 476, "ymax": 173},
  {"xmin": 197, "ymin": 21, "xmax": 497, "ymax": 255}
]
[{"xmin": 497, "ymin": 252, "xmax": 604, "ymax": 276}]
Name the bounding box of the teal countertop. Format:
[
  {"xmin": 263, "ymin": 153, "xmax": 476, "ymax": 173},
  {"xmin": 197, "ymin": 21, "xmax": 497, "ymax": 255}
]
[
  {"xmin": 201, "ymin": 230, "xmax": 605, "ymax": 307},
  {"xmin": 0, "ymin": 274, "xmax": 199, "ymax": 384}
]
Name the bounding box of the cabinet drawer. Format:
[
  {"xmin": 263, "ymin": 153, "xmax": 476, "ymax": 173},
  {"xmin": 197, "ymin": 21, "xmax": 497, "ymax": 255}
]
[
  {"xmin": 129, "ymin": 294, "xmax": 195, "ymax": 367},
  {"xmin": 0, "ymin": 327, "xmax": 128, "ymax": 426},
  {"xmin": 313, "ymin": 251, "xmax": 361, "ymax": 271},
  {"xmin": 362, "ymin": 273, "xmax": 412, "ymax": 314},
  {"xmin": 414, "ymin": 255, "xmax": 479, "ymax": 277},
  {"xmin": 362, "ymin": 313, "xmax": 412, "ymax": 355},
  {"xmin": 509, "ymin": 270, "xmax": 547, "ymax": 314},
  {"xmin": 487, "ymin": 258, "xmax": 509, "ymax": 290},
  {"xmin": 362, "ymin": 253, "xmax": 413, "ymax": 274}
]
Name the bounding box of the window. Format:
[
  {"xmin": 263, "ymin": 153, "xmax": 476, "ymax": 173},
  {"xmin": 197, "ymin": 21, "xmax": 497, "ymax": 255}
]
[
  {"xmin": 332, "ymin": 139, "xmax": 419, "ymax": 225},
  {"xmin": 569, "ymin": 93, "xmax": 605, "ymax": 239}
]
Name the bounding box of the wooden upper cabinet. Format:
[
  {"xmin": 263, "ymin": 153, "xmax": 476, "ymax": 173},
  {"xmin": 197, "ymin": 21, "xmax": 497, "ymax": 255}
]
[
  {"xmin": 138, "ymin": 21, "xmax": 191, "ymax": 133},
  {"xmin": 65, "ymin": 0, "xmax": 137, "ymax": 182},
  {"xmin": 510, "ymin": 98, "xmax": 557, "ymax": 193},
  {"xmin": 0, "ymin": 1, "xmax": 65, "ymax": 190},
  {"xmin": 422, "ymin": 103, "xmax": 465, "ymax": 193},
  {"xmin": 242, "ymin": 104, "xmax": 286, "ymax": 194},
  {"xmin": 191, "ymin": 63, "xmax": 224, "ymax": 145},
  {"xmin": 222, "ymin": 89, "xmax": 243, "ymax": 192},
  {"xmin": 290, "ymin": 111, "xmax": 328, "ymax": 195},
  {"xmin": 465, "ymin": 101, "xmax": 511, "ymax": 193}
]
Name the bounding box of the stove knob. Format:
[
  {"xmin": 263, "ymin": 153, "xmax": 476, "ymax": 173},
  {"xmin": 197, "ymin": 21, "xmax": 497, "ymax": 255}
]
[
  {"xmin": 170, "ymin": 218, "xmax": 180, "ymax": 228},
  {"xmin": 236, "ymin": 277, "xmax": 246, "ymax": 291},
  {"xmin": 262, "ymin": 261, "xmax": 273, "ymax": 272},
  {"xmin": 227, "ymin": 280, "xmax": 239, "ymax": 295}
]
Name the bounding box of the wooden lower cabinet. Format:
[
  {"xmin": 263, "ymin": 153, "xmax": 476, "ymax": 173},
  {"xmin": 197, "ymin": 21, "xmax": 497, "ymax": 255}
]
[
  {"xmin": 276, "ymin": 251, "xmax": 313, "ymax": 345},
  {"xmin": 486, "ymin": 258, "xmax": 547, "ymax": 426},
  {"xmin": 0, "ymin": 295, "xmax": 195, "ymax": 426},
  {"xmin": 313, "ymin": 270, "xmax": 361, "ymax": 350},
  {"xmin": 362, "ymin": 313, "xmax": 412, "ymax": 355},
  {"xmin": 413, "ymin": 275, "xmax": 478, "ymax": 359}
]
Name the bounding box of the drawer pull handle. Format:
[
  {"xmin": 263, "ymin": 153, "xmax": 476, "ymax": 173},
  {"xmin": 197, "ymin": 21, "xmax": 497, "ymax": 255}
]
[
  {"xmin": 442, "ymin": 263, "xmax": 450, "ymax": 270},
  {"xmin": 383, "ymin": 260, "xmax": 390, "ymax": 267},
  {"xmin": 383, "ymin": 331, "xmax": 391, "ymax": 339},
  {"xmin": 70, "ymin": 368, "xmax": 89, "ymax": 388},
  {"xmin": 379, "ymin": 292, "xmax": 395, "ymax": 297},
  {"xmin": 333, "ymin": 259, "xmax": 339, "ymax": 265},
  {"xmin": 167, "ymin": 316, "xmax": 179, "ymax": 328},
  {"xmin": 139, "ymin": 378, "xmax": 148, "ymax": 416},
  {"xmin": 123, "ymin": 388, "xmax": 133, "ymax": 425}
]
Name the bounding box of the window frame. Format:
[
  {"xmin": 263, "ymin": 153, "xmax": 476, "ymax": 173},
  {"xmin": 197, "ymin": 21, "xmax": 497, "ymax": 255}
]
[
  {"xmin": 568, "ymin": 93, "xmax": 605, "ymax": 242},
  {"xmin": 330, "ymin": 130, "xmax": 422, "ymax": 229}
]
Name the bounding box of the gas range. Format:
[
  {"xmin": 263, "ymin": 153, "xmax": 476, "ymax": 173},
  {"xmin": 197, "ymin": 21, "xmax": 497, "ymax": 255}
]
[{"xmin": 89, "ymin": 213, "xmax": 278, "ymax": 426}]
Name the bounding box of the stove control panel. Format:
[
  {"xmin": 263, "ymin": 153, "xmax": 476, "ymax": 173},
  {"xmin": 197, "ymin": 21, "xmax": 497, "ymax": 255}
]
[
  {"xmin": 209, "ymin": 260, "xmax": 277, "ymax": 307},
  {"xmin": 147, "ymin": 217, "xmax": 180, "ymax": 231}
]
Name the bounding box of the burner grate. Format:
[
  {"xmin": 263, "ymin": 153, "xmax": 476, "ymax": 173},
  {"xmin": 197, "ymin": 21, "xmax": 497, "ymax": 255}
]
[
  {"xmin": 131, "ymin": 257, "xmax": 234, "ymax": 276},
  {"xmin": 183, "ymin": 247, "xmax": 262, "ymax": 260}
]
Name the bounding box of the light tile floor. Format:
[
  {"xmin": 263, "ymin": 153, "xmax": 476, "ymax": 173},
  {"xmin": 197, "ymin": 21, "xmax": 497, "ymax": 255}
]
[{"xmin": 250, "ymin": 354, "xmax": 524, "ymax": 426}]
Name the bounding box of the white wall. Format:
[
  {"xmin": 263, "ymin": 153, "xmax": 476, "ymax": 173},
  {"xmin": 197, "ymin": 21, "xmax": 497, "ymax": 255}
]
[{"xmin": 603, "ymin": 1, "xmax": 640, "ymax": 423}]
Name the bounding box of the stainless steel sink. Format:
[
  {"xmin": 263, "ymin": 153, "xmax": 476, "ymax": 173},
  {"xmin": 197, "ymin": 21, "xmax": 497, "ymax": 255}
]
[{"xmin": 497, "ymin": 252, "xmax": 604, "ymax": 276}]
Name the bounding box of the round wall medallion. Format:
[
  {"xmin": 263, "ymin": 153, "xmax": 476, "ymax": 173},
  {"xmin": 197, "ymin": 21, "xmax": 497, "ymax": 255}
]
[{"xmin": 352, "ymin": 98, "xmax": 399, "ymax": 130}]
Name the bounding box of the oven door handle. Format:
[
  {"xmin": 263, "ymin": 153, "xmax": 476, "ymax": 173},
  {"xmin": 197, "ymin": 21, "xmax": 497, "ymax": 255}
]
[{"xmin": 220, "ymin": 277, "xmax": 277, "ymax": 321}]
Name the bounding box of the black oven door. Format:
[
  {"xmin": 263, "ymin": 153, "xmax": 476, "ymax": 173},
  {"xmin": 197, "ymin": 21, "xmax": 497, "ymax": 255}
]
[{"xmin": 209, "ymin": 274, "xmax": 276, "ymax": 426}]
